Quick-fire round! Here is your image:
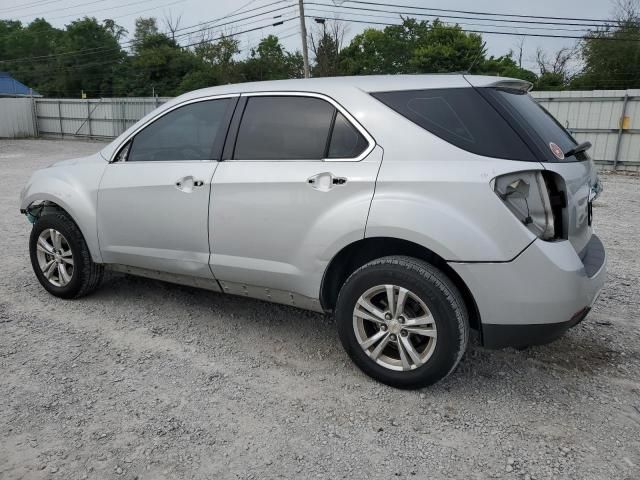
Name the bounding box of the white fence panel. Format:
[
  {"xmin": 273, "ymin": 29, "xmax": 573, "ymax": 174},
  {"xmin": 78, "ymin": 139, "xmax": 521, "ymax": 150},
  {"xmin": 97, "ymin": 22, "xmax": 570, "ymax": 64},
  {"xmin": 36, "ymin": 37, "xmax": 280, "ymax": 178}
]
[
  {"xmin": 531, "ymin": 89, "xmax": 640, "ymax": 169},
  {"xmin": 35, "ymin": 97, "xmax": 170, "ymax": 138},
  {"xmin": 0, "ymin": 90, "xmax": 633, "ymax": 171},
  {"xmin": 0, "ymin": 98, "xmax": 37, "ymax": 138}
]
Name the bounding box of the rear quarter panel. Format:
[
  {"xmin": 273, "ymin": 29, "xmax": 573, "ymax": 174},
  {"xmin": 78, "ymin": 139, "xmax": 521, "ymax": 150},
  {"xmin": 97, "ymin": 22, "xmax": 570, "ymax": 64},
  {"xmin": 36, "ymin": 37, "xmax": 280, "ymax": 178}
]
[{"xmin": 364, "ymin": 121, "xmax": 540, "ymax": 262}]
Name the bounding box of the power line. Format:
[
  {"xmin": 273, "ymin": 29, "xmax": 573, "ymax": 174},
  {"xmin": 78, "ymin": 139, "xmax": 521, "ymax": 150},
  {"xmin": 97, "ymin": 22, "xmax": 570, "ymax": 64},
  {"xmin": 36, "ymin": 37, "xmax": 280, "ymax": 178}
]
[
  {"xmin": 305, "ymin": 7, "xmax": 597, "ymax": 34},
  {"xmin": 305, "ymin": 15, "xmax": 638, "ymax": 41},
  {"xmin": 307, "ymin": 2, "xmax": 611, "ymax": 28},
  {"xmin": 0, "ymin": 2, "xmax": 296, "ymax": 63},
  {"xmin": 12, "ymin": 0, "xmax": 147, "ymax": 21},
  {"xmin": 0, "ymin": 0, "xmax": 61, "ymax": 13},
  {"xmin": 340, "ymin": 0, "xmax": 615, "ymax": 25},
  {"xmin": 3, "ymin": 16, "xmax": 297, "ymax": 80}
]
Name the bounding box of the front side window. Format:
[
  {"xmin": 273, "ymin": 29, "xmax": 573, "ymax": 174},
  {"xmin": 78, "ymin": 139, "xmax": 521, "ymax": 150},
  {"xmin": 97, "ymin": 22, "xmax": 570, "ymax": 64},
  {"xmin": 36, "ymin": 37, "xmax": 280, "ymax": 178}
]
[
  {"xmin": 371, "ymin": 88, "xmax": 535, "ymax": 161},
  {"xmin": 127, "ymin": 98, "xmax": 231, "ymax": 162},
  {"xmin": 234, "ymin": 96, "xmax": 335, "ymax": 160}
]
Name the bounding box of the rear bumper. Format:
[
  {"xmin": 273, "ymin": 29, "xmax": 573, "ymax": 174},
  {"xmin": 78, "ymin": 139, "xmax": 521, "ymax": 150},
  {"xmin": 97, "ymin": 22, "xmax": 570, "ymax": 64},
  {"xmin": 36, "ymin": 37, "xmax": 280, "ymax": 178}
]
[{"xmin": 449, "ymin": 234, "xmax": 606, "ymax": 349}]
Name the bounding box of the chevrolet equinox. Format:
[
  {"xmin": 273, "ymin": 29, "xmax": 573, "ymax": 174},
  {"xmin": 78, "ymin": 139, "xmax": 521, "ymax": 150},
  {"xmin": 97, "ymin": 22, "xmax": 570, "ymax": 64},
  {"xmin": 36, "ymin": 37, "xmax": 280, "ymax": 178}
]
[{"xmin": 20, "ymin": 75, "xmax": 606, "ymax": 388}]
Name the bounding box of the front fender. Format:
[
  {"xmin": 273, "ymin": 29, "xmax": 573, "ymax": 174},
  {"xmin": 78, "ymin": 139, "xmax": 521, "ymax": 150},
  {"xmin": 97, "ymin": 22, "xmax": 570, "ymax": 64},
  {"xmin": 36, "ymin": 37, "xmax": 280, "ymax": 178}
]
[{"xmin": 20, "ymin": 154, "xmax": 107, "ymax": 263}]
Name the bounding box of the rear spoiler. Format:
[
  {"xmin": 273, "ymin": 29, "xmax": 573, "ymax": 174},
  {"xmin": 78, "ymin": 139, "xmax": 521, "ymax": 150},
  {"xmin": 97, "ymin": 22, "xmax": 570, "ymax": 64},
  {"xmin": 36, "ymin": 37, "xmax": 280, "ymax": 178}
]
[{"xmin": 464, "ymin": 76, "xmax": 533, "ymax": 93}]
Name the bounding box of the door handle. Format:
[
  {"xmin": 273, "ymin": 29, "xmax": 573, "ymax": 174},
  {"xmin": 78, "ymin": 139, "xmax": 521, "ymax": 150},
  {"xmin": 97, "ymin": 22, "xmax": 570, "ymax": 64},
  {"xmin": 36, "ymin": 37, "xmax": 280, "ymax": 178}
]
[
  {"xmin": 307, "ymin": 172, "xmax": 347, "ymax": 192},
  {"xmin": 175, "ymin": 176, "xmax": 205, "ymax": 193}
]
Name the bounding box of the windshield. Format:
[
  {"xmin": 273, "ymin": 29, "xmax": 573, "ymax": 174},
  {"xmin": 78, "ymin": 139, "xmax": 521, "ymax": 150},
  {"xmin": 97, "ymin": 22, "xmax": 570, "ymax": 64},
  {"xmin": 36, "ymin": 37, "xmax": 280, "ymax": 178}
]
[{"xmin": 482, "ymin": 88, "xmax": 581, "ymax": 162}]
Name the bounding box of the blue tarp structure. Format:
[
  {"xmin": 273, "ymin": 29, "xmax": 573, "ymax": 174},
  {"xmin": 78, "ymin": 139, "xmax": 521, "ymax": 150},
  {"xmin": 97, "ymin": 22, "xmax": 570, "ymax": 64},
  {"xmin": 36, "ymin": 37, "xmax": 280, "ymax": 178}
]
[{"xmin": 0, "ymin": 72, "xmax": 41, "ymax": 97}]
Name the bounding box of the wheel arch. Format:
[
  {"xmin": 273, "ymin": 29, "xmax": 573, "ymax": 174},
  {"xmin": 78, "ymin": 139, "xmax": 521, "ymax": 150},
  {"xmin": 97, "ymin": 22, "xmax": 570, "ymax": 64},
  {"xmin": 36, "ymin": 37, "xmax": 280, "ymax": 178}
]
[
  {"xmin": 22, "ymin": 192, "xmax": 102, "ymax": 263},
  {"xmin": 320, "ymin": 236, "xmax": 481, "ymax": 332}
]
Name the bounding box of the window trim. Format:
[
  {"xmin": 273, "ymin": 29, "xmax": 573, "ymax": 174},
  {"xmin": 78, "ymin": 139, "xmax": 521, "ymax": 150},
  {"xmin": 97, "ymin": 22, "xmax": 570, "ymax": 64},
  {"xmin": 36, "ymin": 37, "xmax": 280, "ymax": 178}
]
[
  {"xmin": 230, "ymin": 91, "xmax": 375, "ymax": 162},
  {"xmin": 109, "ymin": 93, "xmax": 240, "ymax": 164}
]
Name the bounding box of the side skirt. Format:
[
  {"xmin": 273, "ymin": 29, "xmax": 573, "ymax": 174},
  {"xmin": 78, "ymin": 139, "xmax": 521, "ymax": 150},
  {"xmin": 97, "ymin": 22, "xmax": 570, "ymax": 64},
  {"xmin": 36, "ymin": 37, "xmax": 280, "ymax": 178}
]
[
  {"xmin": 106, "ymin": 264, "xmax": 223, "ymax": 293},
  {"xmin": 105, "ymin": 264, "xmax": 324, "ymax": 313}
]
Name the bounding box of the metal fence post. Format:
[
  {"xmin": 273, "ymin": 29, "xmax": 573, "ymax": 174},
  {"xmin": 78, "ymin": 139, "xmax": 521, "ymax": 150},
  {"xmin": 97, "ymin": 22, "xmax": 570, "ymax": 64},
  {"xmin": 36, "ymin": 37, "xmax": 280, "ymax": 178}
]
[
  {"xmin": 57, "ymin": 100, "xmax": 64, "ymax": 137},
  {"xmin": 613, "ymin": 93, "xmax": 630, "ymax": 171},
  {"xmin": 87, "ymin": 100, "xmax": 92, "ymax": 137},
  {"xmin": 120, "ymin": 100, "xmax": 126, "ymax": 136},
  {"xmin": 31, "ymin": 95, "xmax": 39, "ymax": 138}
]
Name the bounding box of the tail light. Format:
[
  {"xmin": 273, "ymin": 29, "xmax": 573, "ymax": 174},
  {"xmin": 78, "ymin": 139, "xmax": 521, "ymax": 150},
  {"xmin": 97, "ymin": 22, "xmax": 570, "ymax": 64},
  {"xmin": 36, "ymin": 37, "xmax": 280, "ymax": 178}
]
[{"xmin": 493, "ymin": 171, "xmax": 555, "ymax": 240}]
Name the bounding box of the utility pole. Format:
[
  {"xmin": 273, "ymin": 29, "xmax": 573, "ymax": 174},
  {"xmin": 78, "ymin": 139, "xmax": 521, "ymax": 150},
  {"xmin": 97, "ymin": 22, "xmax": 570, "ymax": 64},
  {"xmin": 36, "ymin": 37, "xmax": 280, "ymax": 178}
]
[{"xmin": 298, "ymin": 0, "xmax": 310, "ymax": 78}]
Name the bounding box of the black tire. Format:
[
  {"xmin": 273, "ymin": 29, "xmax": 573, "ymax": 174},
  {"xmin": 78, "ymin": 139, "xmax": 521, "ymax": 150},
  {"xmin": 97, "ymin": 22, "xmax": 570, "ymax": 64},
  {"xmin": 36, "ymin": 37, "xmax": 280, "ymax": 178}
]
[
  {"xmin": 29, "ymin": 213, "xmax": 104, "ymax": 299},
  {"xmin": 335, "ymin": 256, "xmax": 469, "ymax": 389}
]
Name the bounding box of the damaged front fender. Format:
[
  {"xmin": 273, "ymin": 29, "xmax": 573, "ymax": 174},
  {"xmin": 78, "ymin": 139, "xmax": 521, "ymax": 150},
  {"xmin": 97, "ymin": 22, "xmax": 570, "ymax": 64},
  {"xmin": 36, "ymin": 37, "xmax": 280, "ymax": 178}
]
[{"xmin": 20, "ymin": 153, "xmax": 107, "ymax": 263}]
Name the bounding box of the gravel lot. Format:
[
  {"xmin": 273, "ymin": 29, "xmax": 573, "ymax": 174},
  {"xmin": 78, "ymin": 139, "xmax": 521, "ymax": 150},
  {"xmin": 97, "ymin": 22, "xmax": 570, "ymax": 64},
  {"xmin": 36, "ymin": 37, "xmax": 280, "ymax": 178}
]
[{"xmin": 1, "ymin": 139, "xmax": 639, "ymax": 480}]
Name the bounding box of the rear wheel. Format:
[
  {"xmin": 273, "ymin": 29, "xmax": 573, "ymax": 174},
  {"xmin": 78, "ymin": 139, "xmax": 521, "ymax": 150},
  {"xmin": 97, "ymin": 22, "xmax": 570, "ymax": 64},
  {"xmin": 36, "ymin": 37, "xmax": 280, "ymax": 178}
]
[
  {"xmin": 335, "ymin": 256, "xmax": 469, "ymax": 389},
  {"xmin": 29, "ymin": 213, "xmax": 104, "ymax": 299}
]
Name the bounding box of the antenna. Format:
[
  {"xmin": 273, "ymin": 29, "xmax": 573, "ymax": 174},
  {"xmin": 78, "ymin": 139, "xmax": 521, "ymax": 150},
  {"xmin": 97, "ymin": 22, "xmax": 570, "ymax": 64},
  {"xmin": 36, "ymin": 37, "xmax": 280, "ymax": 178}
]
[{"xmin": 465, "ymin": 41, "xmax": 486, "ymax": 74}]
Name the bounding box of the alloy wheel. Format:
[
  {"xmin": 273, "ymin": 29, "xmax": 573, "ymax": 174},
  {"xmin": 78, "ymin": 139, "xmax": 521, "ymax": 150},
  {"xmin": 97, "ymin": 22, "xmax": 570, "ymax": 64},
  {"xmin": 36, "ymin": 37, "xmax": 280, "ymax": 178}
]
[
  {"xmin": 36, "ymin": 228, "xmax": 74, "ymax": 287},
  {"xmin": 353, "ymin": 284, "xmax": 437, "ymax": 371}
]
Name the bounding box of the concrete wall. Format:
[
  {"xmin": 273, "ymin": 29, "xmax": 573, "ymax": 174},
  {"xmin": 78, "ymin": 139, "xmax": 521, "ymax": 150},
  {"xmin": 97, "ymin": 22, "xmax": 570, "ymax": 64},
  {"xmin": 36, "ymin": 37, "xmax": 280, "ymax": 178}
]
[{"xmin": 0, "ymin": 98, "xmax": 37, "ymax": 138}]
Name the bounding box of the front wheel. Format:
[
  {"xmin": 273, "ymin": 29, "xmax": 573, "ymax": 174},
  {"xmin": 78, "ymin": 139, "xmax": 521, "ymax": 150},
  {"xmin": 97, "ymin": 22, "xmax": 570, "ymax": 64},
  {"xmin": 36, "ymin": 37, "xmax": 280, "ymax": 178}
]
[
  {"xmin": 335, "ymin": 256, "xmax": 469, "ymax": 389},
  {"xmin": 29, "ymin": 213, "xmax": 104, "ymax": 299}
]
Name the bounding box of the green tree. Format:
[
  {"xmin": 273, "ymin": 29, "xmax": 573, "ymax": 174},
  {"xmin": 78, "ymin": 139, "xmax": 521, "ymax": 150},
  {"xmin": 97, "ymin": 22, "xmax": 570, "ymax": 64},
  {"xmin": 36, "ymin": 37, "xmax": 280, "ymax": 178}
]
[
  {"xmin": 132, "ymin": 17, "xmax": 159, "ymax": 52},
  {"xmin": 241, "ymin": 35, "xmax": 303, "ymax": 81},
  {"xmin": 340, "ymin": 18, "xmax": 430, "ymax": 74},
  {"xmin": 479, "ymin": 53, "xmax": 538, "ymax": 84},
  {"xmin": 340, "ymin": 18, "xmax": 499, "ymax": 75},
  {"xmin": 53, "ymin": 17, "xmax": 126, "ymax": 97},
  {"xmin": 532, "ymin": 47, "xmax": 577, "ymax": 90},
  {"xmin": 310, "ymin": 20, "xmax": 345, "ymax": 77},
  {"xmin": 572, "ymin": 1, "xmax": 640, "ymax": 89},
  {"xmin": 114, "ymin": 17, "xmax": 202, "ymax": 96},
  {"xmin": 0, "ymin": 18, "xmax": 64, "ymax": 95},
  {"xmin": 410, "ymin": 20, "xmax": 485, "ymax": 73}
]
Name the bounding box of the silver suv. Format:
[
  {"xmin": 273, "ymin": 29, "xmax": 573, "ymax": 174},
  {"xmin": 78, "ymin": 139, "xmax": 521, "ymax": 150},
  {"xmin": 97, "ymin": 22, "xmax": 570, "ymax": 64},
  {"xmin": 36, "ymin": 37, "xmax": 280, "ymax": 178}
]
[{"xmin": 20, "ymin": 75, "xmax": 606, "ymax": 389}]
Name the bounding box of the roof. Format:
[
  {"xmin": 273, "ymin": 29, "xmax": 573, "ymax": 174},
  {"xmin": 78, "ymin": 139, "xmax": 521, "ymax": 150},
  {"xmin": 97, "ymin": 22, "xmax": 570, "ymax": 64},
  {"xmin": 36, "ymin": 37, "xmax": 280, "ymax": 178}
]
[
  {"xmin": 174, "ymin": 74, "xmax": 528, "ymax": 103},
  {"xmin": 0, "ymin": 72, "xmax": 41, "ymax": 97}
]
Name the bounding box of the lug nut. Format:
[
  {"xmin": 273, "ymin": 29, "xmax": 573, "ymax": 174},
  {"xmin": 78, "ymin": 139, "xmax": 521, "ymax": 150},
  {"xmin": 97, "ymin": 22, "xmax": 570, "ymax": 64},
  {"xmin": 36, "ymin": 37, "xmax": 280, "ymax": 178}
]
[
  {"xmin": 385, "ymin": 313, "xmax": 392, "ymax": 320},
  {"xmin": 399, "ymin": 316, "xmax": 405, "ymax": 324},
  {"xmin": 401, "ymin": 329, "xmax": 408, "ymax": 337},
  {"xmin": 380, "ymin": 324, "xmax": 388, "ymax": 331},
  {"xmin": 390, "ymin": 334, "xmax": 397, "ymax": 341}
]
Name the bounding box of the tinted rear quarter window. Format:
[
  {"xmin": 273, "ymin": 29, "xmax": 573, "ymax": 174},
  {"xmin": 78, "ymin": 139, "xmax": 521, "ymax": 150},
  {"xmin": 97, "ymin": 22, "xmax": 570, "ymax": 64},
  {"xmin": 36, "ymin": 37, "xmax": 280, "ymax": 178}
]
[
  {"xmin": 371, "ymin": 88, "xmax": 535, "ymax": 161},
  {"xmin": 328, "ymin": 111, "xmax": 369, "ymax": 158}
]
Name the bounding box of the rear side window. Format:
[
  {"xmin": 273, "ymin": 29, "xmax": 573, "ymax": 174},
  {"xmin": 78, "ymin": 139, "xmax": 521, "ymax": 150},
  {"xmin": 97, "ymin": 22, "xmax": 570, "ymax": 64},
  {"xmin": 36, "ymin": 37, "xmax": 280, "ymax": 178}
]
[
  {"xmin": 371, "ymin": 88, "xmax": 535, "ymax": 161},
  {"xmin": 234, "ymin": 96, "xmax": 335, "ymax": 160},
  {"xmin": 481, "ymin": 88, "xmax": 578, "ymax": 162},
  {"xmin": 128, "ymin": 98, "xmax": 231, "ymax": 161},
  {"xmin": 328, "ymin": 111, "xmax": 369, "ymax": 158}
]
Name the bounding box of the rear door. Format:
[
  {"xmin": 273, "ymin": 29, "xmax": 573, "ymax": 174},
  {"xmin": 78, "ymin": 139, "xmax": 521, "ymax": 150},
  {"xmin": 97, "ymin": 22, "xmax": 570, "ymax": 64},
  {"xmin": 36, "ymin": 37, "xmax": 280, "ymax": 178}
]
[
  {"xmin": 98, "ymin": 96, "xmax": 236, "ymax": 278},
  {"xmin": 209, "ymin": 92, "xmax": 381, "ymax": 301},
  {"xmin": 481, "ymin": 87, "xmax": 597, "ymax": 256}
]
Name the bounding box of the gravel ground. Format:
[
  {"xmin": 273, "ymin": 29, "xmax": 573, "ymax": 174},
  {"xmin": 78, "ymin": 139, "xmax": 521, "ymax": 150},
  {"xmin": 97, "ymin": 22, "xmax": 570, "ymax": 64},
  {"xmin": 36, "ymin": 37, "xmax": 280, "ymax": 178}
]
[{"xmin": 1, "ymin": 139, "xmax": 639, "ymax": 480}]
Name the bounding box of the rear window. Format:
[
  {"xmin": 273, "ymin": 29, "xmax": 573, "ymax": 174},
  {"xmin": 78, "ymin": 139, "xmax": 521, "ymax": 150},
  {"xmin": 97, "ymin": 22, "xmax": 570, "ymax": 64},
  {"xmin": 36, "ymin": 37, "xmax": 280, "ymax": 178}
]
[
  {"xmin": 371, "ymin": 88, "xmax": 535, "ymax": 161},
  {"xmin": 481, "ymin": 88, "xmax": 579, "ymax": 162}
]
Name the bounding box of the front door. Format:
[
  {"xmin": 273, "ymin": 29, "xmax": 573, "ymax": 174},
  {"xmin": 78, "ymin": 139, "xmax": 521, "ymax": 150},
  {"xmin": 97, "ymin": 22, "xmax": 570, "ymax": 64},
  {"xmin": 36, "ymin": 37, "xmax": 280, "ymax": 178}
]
[
  {"xmin": 98, "ymin": 96, "xmax": 235, "ymax": 279},
  {"xmin": 210, "ymin": 93, "xmax": 381, "ymax": 300}
]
